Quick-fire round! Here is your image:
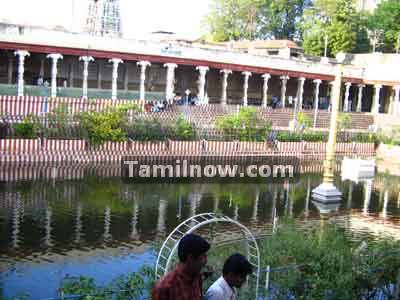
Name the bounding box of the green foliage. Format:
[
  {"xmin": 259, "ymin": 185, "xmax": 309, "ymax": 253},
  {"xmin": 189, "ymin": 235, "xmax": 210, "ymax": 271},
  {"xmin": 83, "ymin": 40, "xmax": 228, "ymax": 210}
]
[
  {"xmin": 203, "ymin": 0, "xmax": 311, "ymax": 41},
  {"xmin": 302, "ymin": 0, "xmax": 367, "ymax": 56},
  {"xmin": 13, "ymin": 115, "xmax": 42, "ymax": 139},
  {"xmin": 61, "ymin": 266, "xmax": 155, "ymax": 300},
  {"xmin": 376, "ymin": 126, "xmax": 400, "ymax": 146},
  {"xmin": 126, "ymin": 114, "xmax": 195, "ymax": 141},
  {"xmin": 338, "ymin": 113, "xmax": 353, "ymax": 131},
  {"xmin": 171, "ymin": 115, "xmax": 197, "ymax": 141},
  {"xmin": 296, "ymin": 112, "xmax": 312, "ymax": 131},
  {"xmin": 369, "ymin": 0, "xmax": 400, "ymax": 53},
  {"xmin": 258, "ymin": 0, "xmax": 312, "ymax": 40},
  {"xmin": 276, "ymin": 131, "xmax": 327, "ymax": 142},
  {"xmin": 78, "ymin": 104, "xmax": 140, "ymax": 146},
  {"xmin": 216, "ymin": 107, "xmax": 272, "ymax": 141},
  {"xmin": 262, "ymin": 220, "xmax": 400, "ymax": 299},
  {"xmin": 203, "ymin": 0, "xmax": 259, "ymax": 41},
  {"xmin": 126, "ymin": 117, "xmax": 168, "ymax": 141}
]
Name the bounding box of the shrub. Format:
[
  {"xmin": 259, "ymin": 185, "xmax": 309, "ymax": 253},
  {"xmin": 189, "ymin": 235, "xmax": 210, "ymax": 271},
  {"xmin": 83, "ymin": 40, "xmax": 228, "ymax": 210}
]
[
  {"xmin": 13, "ymin": 115, "xmax": 42, "ymax": 139},
  {"xmin": 126, "ymin": 117, "xmax": 168, "ymax": 141},
  {"xmin": 216, "ymin": 107, "xmax": 272, "ymax": 141},
  {"xmin": 171, "ymin": 115, "xmax": 196, "ymax": 141},
  {"xmin": 78, "ymin": 104, "xmax": 140, "ymax": 146},
  {"xmin": 296, "ymin": 112, "xmax": 312, "ymax": 131}
]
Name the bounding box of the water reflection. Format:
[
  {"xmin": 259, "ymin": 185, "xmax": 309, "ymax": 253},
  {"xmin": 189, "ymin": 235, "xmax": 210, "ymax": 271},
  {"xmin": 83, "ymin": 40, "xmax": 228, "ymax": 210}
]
[{"xmin": 0, "ymin": 167, "xmax": 399, "ymax": 299}]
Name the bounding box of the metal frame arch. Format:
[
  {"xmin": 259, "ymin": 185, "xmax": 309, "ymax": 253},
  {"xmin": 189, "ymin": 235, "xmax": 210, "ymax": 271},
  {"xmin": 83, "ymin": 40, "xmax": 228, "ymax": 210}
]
[{"xmin": 155, "ymin": 213, "xmax": 260, "ymax": 299}]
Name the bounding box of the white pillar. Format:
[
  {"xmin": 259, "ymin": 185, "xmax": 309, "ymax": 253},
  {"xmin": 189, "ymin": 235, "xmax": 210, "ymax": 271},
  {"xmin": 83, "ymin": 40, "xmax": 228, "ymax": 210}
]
[
  {"xmin": 261, "ymin": 73, "xmax": 271, "ymax": 108},
  {"xmin": 343, "ymin": 82, "xmax": 351, "ymax": 112},
  {"xmin": 280, "ymin": 75, "xmax": 289, "ymax": 108},
  {"xmin": 14, "ymin": 50, "xmax": 30, "ymax": 97},
  {"xmin": 164, "ymin": 63, "xmax": 178, "ymax": 103},
  {"xmin": 220, "ymin": 69, "xmax": 232, "ymax": 105},
  {"xmin": 313, "ymin": 79, "xmax": 322, "ymax": 128},
  {"xmin": 242, "ymin": 71, "xmax": 252, "ymax": 106},
  {"xmin": 109, "ymin": 58, "xmax": 123, "ymax": 100},
  {"xmin": 357, "ymin": 84, "xmax": 365, "ymax": 112},
  {"xmin": 394, "ymin": 86, "xmax": 400, "ymax": 116},
  {"xmin": 137, "ymin": 60, "xmax": 151, "ymax": 100},
  {"xmin": 79, "ymin": 56, "xmax": 94, "ymax": 99},
  {"xmin": 297, "ymin": 77, "xmax": 306, "ymax": 110},
  {"xmin": 372, "ymin": 84, "xmax": 382, "ymax": 114},
  {"xmin": 46, "ymin": 53, "xmax": 63, "ymax": 98},
  {"xmin": 196, "ymin": 66, "xmax": 209, "ymax": 103}
]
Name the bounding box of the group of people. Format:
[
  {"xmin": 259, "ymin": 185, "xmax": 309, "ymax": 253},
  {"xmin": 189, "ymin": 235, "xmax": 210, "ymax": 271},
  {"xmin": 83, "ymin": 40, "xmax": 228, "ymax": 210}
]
[
  {"xmin": 144, "ymin": 100, "xmax": 169, "ymax": 112},
  {"xmin": 152, "ymin": 233, "xmax": 253, "ymax": 300},
  {"xmin": 174, "ymin": 90, "xmax": 200, "ymax": 106}
]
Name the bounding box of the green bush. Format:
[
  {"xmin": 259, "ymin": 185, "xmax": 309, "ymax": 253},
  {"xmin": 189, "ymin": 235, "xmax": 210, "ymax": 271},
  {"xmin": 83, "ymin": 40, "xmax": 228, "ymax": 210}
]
[
  {"xmin": 276, "ymin": 131, "xmax": 302, "ymax": 142},
  {"xmin": 171, "ymin": 115, "xmax": 196, "ymax": 141},
  {"xmin": 296, "ymin": 112, "xmax": 313, "ymax": 131},
  {"xmin": 302, "ymin": 132, "xmax": 327, "ymax": 142},
  {"xmin": 13, "ymin": 115, "xmax": 42, "ymax": 139},
  {"xmin": 78, "ymin": 104, "xmax": 140, "ymax": 145},
  {"xmin": 216, "ymin": 107, "xmax": 272, "ymax": 141},
  {"xmin": 126, "ymin": 117, "xmax": 168, "ymax": 141},
  {"xmin": 262, "ymin": 220, "xmax": 400, "ymax": 299}
]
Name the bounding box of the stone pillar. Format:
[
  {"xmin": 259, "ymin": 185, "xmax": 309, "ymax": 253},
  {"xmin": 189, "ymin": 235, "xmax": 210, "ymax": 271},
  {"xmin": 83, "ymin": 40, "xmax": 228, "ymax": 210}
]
[
  {"xmin": 357, "ymin": 84, "xmax": 365, "ymax": 112},
  {"xmin": 39, "ymin": 56, "xmax": 45, "ymax": 79},
  {"xmin": 394, "ymin": 86, "xmax": 400, "ymax": 116},
  {"xmin": 164, "ymin": 63, "xmax": 178, "ymax": 103},
  {"xmin": 109, "ymin": 58, "xmax": 123, "ymax": 100},
  {"xmin": 261, "ymin": 73, "xmax": 271, "ymax": 108},
  {"xmin": 313, "ymin": 79, "xmax": 322, "ymax": 128},
  {"xmin": 196, "ymin": 66, "xmax": 209, "ymax": 103},
  {"xmin": 296, "ymin": 77, "xmax": 306, "ymax": 110},
  {"xmin": 97, "ymin": 60, "xmax": 103, "ymax": 89},
  {"xmin": 68, "ymin": 61, "xmax": 74, "ymax": 88},
  {"xmin": 372, "ymin": 84, "xmax": 382, "ymax": 114},
  {"xmin": 220, "ymin": 69, "xmax": 232, "ymax": 105},
  {"xmin": 137, "ymin": 60, "xmax": 151, "ymax": 100},
  {"xmin": 343, "ymin": 82, "xmax": 351, "ymax": 112},
  {"xmin": 79, "ymin": 56, "xmax": 94, "ymax": 99},
  {"xmin": 46, "ymin": 53, "xmax": 63, "ymax": 98},
  {"xmin": 242, "ymin": 71, "xmax": 252, "ymax": 106},
  {"xmin": 124, "ymin": 64, "xmax": 129, "ymax": 91},
  {"xmin": 280, "ymin": 75, "xmax": 289, "ymax": 108},
  {"xmin": 8, "ymin": 56, "xmax": 13, "ymax": 84},
  {"xmin": 14, "ymin": 50, "xmax": 30, "ymax": 97}
]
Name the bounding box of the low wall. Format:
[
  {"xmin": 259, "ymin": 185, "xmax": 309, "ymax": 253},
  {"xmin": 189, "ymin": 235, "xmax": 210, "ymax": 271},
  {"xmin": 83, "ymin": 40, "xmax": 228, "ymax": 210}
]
[{"xmin": 0, "ymin": 139, "xmax": 376, "ymax": 163}]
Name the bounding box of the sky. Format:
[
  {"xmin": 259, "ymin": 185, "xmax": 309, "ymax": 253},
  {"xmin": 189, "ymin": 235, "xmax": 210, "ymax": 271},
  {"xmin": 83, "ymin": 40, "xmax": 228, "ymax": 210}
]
[{"xmin": 0, "ymin": 0, "xmax": 211, "ymax": 39}]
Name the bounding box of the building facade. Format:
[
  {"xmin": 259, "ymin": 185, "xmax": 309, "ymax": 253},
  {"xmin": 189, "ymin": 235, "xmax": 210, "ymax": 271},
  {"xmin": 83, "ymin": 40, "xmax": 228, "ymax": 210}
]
[{"xmin": 0, "ymin": 23, "xmax": 399, "ymax": 115}]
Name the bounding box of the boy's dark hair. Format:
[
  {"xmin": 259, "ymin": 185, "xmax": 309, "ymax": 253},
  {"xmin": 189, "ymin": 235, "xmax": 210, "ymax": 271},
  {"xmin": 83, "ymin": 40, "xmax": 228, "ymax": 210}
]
[
  {"xmin": 178, "ymin": 233, "xmax": 210, "ymax": 262},
  {"xmin": 223, "ymin": 253, "xmax": 253, "ymax": 276}
]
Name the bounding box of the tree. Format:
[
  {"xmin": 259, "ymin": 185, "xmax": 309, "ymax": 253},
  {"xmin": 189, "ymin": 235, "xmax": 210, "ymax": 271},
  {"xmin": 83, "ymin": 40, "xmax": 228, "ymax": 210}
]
[
  {"xmin": 203, "ymin": 0, "xmax": 259, "ymax": 41},
  {"xmin": 203, "ymin": 0, "xmax": 311, "ymax": 42},
  {"xmin": 302, "ymin": 0, "xmax": 368, "ymax": 56},
  {"xmin": 258, "ymin": 0, "xmax": 311, "ymax": 40},
  {"xmin": 369, "ymin": 0, "xmax": 400, "ymax": 53}
]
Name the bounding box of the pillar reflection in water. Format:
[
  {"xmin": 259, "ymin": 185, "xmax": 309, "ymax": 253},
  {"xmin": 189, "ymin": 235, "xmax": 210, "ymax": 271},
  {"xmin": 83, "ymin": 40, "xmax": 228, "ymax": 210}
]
[
  {"xmin": 43, "ymin": 207, "xmax": 53, "ymax": 247},
  {"xmin": 177, "ymin": 194, "xmax": 182, "ymax": 220},
  {"xmin": 304, "ymin": 178, "xmax": 311, "ymax": 219},
  {"xmin": 381, "ymin": 190, "xmax": 389, "ymax": 219},
  {"xmin": 271, "ymin": 187, "xmax": 278, "ymax": 222},
  {"xmin": 131, "ymin": 200, "xmax": 139, "ymax": 239},
  {"xmin": 11, "ymin": 193, "xmax": 22, "ymax": 249},
  {"xmin": 233, "ymin": 204, "xmax": 239, "ymax": 221},
  {"xmin": 157, "ymin": 199, "xmax": 167, "ymax": 237},
  {"xmin": 213, "ymin": 196, "xmax": 219, "ymax": 213},
  {"xmin": 74, "ymin": 203, "xmax": 83, "ymax": 244},
  {"xmin": 251, "ymin": 188, "xmax": 260, "ymax": 223},
  {"xmin": 103, "ymin": 206, "xmax": 112, "ymax": 242},
  {"xmin": 189, "ymin": 193, "xmax": 201, "ymax": 226},
  {"xmin": 347, "ymin": 182, "xmax": 353, "ymax": 210},
  {"xmin": 363, "ymin": 179, "xmax": 373, "ymax": 216}
]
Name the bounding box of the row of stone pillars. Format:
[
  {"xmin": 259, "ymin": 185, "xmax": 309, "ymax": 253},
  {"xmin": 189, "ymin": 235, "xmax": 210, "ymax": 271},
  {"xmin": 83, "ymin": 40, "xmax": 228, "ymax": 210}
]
[{"xmin": 12, "ymin": 50, "xmax": 400, "ymax": 115}]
